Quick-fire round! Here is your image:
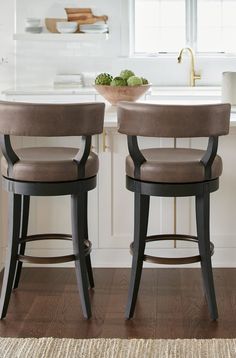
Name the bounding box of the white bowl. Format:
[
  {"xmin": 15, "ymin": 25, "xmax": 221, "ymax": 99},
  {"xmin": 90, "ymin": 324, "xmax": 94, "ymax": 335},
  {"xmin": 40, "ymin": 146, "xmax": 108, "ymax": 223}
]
[
  {"xmin": 80, "ymin": 29, "xmax": 108, "ymax": 34},
  {"xmin": 25, "ymin": 26, "xmax": 43, "ymax": 34},
  {"xmin": 56, "ymin": 21, "xmax": 78, "ymax": 34},
  {"xmin": 80, "ymin": 24, "xmax": 108, "ymax": 33},
  {"xmin": 25, "ymin": 18, "xmax": 41, "ymax": 27}
]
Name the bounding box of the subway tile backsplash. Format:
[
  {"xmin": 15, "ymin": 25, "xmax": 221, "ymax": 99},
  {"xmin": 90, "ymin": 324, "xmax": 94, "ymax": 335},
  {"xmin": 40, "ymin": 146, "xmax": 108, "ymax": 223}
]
[{"xmin": 1, "ymin": 0, "xmax": 236, "ymax": 91}]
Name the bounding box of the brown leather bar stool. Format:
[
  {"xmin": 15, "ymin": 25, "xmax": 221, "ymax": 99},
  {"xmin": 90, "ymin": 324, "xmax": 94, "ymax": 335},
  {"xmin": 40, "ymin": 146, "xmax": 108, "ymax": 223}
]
[
  {"xmin": 0, "ymin": 101, "xmax": 105, "ymax": 319},
  {"xmin": 117, "ymin": 102, "xmax": 231, "ymax": 320}
]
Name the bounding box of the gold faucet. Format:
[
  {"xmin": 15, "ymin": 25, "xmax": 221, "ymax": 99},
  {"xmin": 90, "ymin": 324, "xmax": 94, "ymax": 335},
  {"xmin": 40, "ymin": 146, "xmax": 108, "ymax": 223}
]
[{"xmin": 177, "ymin": 47, "xmax": 201, "ymax": 87}]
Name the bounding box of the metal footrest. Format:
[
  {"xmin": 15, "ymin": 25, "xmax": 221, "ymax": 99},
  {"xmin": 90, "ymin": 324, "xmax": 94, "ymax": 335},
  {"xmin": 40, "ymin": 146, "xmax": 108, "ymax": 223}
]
[
  {"xmin": 18, "ymin": 233, "xmax": 92, "ymax": 265},
  {"xmin": 130, "ymin": 234, "xmax": 214, "ymax": 265}
]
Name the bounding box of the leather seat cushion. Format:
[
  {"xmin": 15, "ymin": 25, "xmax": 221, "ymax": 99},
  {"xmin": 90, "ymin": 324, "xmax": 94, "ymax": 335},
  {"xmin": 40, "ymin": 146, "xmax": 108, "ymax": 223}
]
[
  {"xmin": 1, "ymin": 147, "xmax": 99, "ymax": 182},
  {"xmin": 126, "ymin": 148, "xmax": 222, "ymax": 183}
]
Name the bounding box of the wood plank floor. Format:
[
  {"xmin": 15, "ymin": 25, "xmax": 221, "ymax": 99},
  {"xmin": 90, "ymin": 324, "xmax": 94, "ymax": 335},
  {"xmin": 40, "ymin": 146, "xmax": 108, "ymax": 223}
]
[{"xmin": 0, "ymin": 268, "xmax": 236, "ymax": 339}]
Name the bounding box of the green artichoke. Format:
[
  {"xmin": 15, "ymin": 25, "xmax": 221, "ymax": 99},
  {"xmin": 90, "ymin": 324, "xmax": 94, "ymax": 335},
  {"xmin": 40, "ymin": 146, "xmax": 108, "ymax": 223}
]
[
  {"xmin": 120, "ymin": 69, "xmax": 135, "ymax": 81},
  {"xmin": 95, "ymin": 73, "xmax": 113, "ymax": 85},
  {"xmin": 110, "ymin": 77, "xmax": 126, "ymax": 86},
  {"xmin": 141, "ymin": 77, "xmax": 149, "ymax": 85},
  {"xmin": 127, "ymin": 76, "xmax": 143, "ymax": 86}
]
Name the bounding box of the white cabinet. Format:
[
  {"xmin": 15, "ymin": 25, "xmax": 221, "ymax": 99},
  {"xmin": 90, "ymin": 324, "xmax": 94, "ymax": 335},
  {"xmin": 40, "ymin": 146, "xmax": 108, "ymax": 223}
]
[
  {"xmin": 98, "ymin": 130, "xmax": 176, "ymax": 255},
  {"xmin": 1, "ymin": 93, "xmax": 236, "ymax": 268},
  {"xmin": 3, "ymin": 124, "xmax": 236, "ymax": 268},
  {"xmin": 97, "ymin": 128, "xmax": 236, "ymax": 267}
]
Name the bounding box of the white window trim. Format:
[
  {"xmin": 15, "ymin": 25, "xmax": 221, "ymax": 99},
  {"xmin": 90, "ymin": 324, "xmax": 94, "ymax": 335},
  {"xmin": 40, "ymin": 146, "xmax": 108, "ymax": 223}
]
[
  {"xmin": 186, "ymin": 0, "xmax": 197, "ymax": 49},
  {"xmin": 129, "ymin": 0, "xmax": 135, "ymax": 56},
  {"xmin": 129, "ymin": 0, "xmax": 236, "ymax": 58}
]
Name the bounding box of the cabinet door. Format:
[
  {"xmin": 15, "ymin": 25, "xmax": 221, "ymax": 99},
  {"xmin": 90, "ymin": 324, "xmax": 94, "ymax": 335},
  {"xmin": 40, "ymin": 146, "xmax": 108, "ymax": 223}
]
[
  {"xmin": 187, "ymin": 132, "xmax": 236, "ymax": 266},
  {"xmin": 98, "ymin": 130, "xmax": 175, "ymax": 253},
  {"xmin": 174, "ymin": 133, "xmax": 236, "ymax": 266}
]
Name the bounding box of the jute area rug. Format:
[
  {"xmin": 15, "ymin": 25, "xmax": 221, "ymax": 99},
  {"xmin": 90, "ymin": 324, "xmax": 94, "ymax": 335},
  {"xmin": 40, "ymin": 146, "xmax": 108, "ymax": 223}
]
[{"xmin": 0, "ymin": 338, "xmax": 236, "ymax": 358}]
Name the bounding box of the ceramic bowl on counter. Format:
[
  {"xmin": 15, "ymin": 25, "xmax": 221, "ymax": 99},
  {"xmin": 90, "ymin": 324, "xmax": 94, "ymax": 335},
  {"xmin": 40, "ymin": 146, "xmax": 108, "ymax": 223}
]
[
  {"xmin": 56, "ymin": 21, "xmax": 78, "ymax": 33},
  {"xmin": 94, "ymin": 84, "xmax": 151, "ymax": 105}
]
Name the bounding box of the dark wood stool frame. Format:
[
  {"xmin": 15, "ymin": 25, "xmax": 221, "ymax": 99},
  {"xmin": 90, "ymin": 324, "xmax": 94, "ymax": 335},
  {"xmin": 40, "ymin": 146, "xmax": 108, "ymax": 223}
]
[
  {"xmin": 0, "ymin": 118, "xmax": 102, "ymax": 320},
  {"xmin": 117, "ymin": 102, "xmax": 231, "ymax": 322},
  {"xmin": 124, "ymin": 135, "xmax": 220, "ymax": 321}
]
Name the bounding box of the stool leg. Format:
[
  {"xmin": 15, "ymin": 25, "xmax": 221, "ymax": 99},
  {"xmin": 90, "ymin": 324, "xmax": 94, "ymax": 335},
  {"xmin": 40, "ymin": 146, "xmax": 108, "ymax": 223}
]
[
  {"xmin": 84, "ymin": 193, "xmax": 94, "ymax": 289},
  {"xmin": 13, "ymin": 195, "xmax": 30, "ymax": 289},
  {"xmin": 71, "ymin": 193, "xmax": 91, "ymax": 319},
  {"xmin": 85, "ymin": 255, "xmax": 94, "ymax": 289},
  {"xmin": 0, "ymin": 193, "xmax": 21, "ymax": 319},
  {"xmin": 196, "ymin": 186, "xmax": 218, "ymax": 320},
  {"xmin": 125, "ymin": 193, "xmax": 150, "ymax": 319}
]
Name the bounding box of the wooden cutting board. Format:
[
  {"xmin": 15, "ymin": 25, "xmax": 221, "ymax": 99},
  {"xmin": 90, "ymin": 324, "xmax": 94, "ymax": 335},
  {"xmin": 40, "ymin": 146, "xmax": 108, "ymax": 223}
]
[
  {"xmin": 65, "ymin": 8, "xmax": 108, "ymax": 24},
  {"xmin": 65, "ymin": 8, "xmax": 92, "ymax": 14},
  {"xmin": 67, "ymin": 15, "xmax": 108, "ymax": 24}
]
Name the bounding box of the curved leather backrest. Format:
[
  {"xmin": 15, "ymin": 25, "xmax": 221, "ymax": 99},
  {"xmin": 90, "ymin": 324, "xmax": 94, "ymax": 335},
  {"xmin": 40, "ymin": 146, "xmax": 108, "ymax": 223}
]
[
  {"xmin": 117, "ymin": 102, "xmax": 231, "ymax": 138},
  {"xmin": 0, "ymin": 101, "xmax": 105, "ymax": 136}
]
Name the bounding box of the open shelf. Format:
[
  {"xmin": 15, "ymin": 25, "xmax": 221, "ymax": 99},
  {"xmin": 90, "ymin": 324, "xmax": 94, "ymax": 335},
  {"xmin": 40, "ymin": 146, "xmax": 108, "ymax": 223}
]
[{"xmin": 13, "ymin": 33, "xmax": 109, "ymax": 42}]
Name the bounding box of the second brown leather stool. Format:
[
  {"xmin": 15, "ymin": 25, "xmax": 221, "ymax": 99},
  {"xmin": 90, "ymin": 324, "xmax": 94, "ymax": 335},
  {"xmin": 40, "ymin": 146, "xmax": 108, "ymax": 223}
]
[
  {"xmin": 118, "ymin": 102, "xmax": 230, "ymax": 320},
  {"xmin": 0, "ymin": 101, "xmax": 104, "ymax": 319}
]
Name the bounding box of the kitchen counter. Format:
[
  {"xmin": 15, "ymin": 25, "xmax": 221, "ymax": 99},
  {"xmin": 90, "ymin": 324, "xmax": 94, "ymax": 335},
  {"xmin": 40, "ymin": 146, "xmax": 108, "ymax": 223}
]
[
  {"xmin": 2, "ymin": 86, "xmax": 98, "ymax": 96},
  {"xmin": 2, "ymin": 85, "xmax": 221, "ymax": 98},
  {"xmin": 2, "ymin": 85, "xmax": 236, "ymax": 128},
  {"xmin": 4, "ymin": 85, "xmax": 234, "ymax": 127},
  {"xmin": 1, "ymin": 85, "xmax": 236, "ymax": 269}
]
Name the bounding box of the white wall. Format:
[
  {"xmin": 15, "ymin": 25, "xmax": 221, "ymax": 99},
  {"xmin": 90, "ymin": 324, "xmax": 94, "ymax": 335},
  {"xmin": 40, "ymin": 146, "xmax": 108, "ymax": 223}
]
[
  {"xmin": 0, "ymin": 0, "xmax": 15, "ymax": 270},
  {"xmin": 0, "ymin": 0, "xmax": 14, "ymax": 91},
  {"xmin": 10, "ymin": 0, "xmax": 236, "ymax": 88}
]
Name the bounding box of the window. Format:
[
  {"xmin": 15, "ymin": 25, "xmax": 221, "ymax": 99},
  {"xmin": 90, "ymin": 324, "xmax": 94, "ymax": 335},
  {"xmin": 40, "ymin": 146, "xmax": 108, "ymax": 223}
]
[
  {"xmin": 133, "ymin": 0, "xmax": 236, "ymax": 54},
  {"xmin": 198, "ymin": 0, "xmax": 236, "ymax": 53}
]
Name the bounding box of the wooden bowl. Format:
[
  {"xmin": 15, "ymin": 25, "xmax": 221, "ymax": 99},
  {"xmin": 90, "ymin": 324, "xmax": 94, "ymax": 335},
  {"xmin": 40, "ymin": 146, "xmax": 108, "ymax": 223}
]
[{"xmin": 94, "ymin": 84, "xmax": 151, "ymax": 105}]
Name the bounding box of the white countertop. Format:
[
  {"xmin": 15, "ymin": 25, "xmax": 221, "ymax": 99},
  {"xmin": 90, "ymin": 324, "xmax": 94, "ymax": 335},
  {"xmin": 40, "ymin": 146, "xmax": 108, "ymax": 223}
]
[
  {"xmin": 2, "ymin": 85, "xmax": 221, "ymax": 97},
  {"xmin": 2, "ymin": 85, "xmax": 236, "ymax": 127},
  {"xmin": 2, "ymin": 86, "xmax": 98, "ymax": 96}
]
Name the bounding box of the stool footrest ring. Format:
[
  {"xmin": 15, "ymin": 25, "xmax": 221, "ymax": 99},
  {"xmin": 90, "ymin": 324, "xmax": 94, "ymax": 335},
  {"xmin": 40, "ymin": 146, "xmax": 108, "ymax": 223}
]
[
  {"xmin": 19, "ymin": 233, "xmax": 72, "ymax": 243},
  {"xmin": 17, "ymin": 233, "xmax": 92, "ymax": 265},
  {"xmin": 18, "ymin": 254, "xmax": 75, "ymax": 265},
  {"xmin": 130, "ymin": 234, "xmax": 214, "ymax": 265}
]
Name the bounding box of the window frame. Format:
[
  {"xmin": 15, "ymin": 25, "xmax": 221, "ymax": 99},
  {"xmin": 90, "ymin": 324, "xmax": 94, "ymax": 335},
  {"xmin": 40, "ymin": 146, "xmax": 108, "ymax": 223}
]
[{"xmin": 130, "ymin": 0, "xmax": 236, "ymax": 57}]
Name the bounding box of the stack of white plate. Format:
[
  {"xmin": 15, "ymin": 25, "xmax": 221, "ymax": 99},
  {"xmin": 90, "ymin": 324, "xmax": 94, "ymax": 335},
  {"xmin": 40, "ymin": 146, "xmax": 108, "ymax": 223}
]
[
  {"xmin": 25, "ymin": 18, "xmax": 42, "ymax": 34},
  {"xmin": 82, "ymin": 72, "xmax": 98, "ymax": 87},
  {"xmin": 53, "ymin": 74, "xmax": 83, "ymax": 89},
  {"xmin": 80, "ymin": 23, "xmax": 108, "ymax": 34}
]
